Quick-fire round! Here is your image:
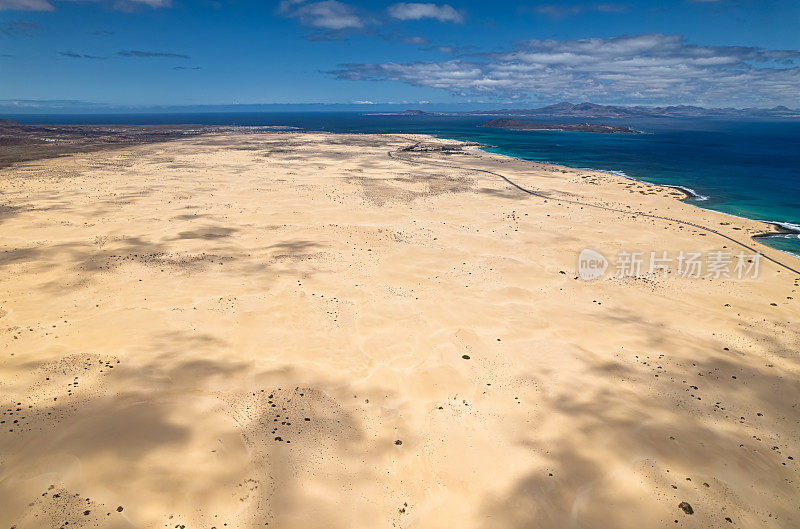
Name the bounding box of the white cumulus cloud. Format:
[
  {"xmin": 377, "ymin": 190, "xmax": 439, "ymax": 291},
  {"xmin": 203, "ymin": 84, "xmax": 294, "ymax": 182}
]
[
  {"xmin": 0, "ymin": 0, "xmax": 170, "ymax": 10},
  {"xmin": 387, "ymin": 3, "xmax": 464, "ymax": 23},
  {"xmin": 0, "ymin": 0, "xmax": 53, "ymax": 10},
  {"xmin": 532, "ymin": 3, "xmax": 627, "ymax": 18},
  {"xmin": 278, "ymin": 0, "xmax": 364, "ymax": 30}
]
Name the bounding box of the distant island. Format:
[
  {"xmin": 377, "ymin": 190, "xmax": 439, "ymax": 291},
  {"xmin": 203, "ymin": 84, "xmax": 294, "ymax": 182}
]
[
  {"xmin": 364, "ymin": 109, "xmax": 434, "ymax": 116},
  {"xmin": 480, "ymin": 118, "xmax": 639, "ymax": 134},
  {"xmin": 492, "ymin": 101, "xmax": 800, "ymax": 119},
  {"xmin": 396, "ymin": 109, "xmax": 430, "ymax": 116}
]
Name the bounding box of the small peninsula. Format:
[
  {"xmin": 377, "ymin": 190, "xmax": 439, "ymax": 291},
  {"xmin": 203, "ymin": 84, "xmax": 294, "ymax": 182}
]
[{"xmin": 480, "ymin": 118, "xmax": 639, "ymax": 133}]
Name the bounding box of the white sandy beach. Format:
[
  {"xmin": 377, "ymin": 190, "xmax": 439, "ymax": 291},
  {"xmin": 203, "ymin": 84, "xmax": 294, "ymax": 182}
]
[{"xmin": 0, "ymin": 132, "xmax": 798, "ymax": 529}]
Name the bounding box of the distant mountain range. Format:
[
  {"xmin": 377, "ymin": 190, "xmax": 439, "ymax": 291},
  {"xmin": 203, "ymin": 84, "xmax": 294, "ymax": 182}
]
[
  {"xmin": 496, "ymin": 101, "xmax": 800, "ymax": 118},
  {"xmin": 392, "ymin": 102, "xmax": 800, "ymax": 119},
  {"xmin": 3, "ymin": 100, "xmax": 799, "ymax": 117}
]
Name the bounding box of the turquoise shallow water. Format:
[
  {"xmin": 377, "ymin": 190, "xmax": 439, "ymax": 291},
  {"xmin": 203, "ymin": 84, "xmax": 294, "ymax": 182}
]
[{"xmin": 10, "ymin": 112, "xmax": 800, "ymax": 257}]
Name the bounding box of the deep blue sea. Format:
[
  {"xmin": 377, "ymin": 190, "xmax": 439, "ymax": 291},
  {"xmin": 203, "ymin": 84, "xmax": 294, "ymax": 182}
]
[{"xmin": 9, "ymin": 111, "xmax": 800, "ymax": 257}]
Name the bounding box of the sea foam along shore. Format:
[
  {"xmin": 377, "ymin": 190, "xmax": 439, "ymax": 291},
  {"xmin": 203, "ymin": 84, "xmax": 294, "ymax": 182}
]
[
  {"xmin": 578, "ymin": 167, "xmax": 709, "ymax": 201},
  {"xmin": 599, "ymin": 167, "xmax": 800, "ymax": 257},
  {"xmin": 469, "ymin": 144, "xmax": 711, "ymax": 202},
  {"xmin": 754, "ymin": 221, "xmax": 800, "ymax": 258},
  {"xmin": 597, "ymin": 169, "xmax": 800, "ymax": 259},
  {"xmin": 478, "ymin": 140, "xmax": 800, "ymax": 249},
  {"xmin": 687, "ymin": 206, "xmax": 800, "ymax": 257},
  {"xmin": 771, "ymin": 221, "xmax": 800, "ymax": 237}
]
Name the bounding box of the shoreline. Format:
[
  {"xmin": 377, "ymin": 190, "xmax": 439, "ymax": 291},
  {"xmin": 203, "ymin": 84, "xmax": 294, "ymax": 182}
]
[
  {"xmin": 3, "ymin": 120, "xmax": 797, "ymax": 258},
  {"xmin": 2, "ymin": 122, "xmax": 798, "ymax": 258},
  {"xmin": 456, "ymin": 139, "xmax": 800, "ymax": 260}
]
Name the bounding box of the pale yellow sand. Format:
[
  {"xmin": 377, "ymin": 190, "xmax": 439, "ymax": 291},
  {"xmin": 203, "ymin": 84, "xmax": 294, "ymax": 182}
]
[{"xmin": 0, "ymin": 132, "xmax": 798, "ymax": 529}]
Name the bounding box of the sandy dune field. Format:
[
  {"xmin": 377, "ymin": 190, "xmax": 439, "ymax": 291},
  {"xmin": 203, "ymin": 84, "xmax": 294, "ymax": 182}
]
[{"xmin": 0, "ymin": 132, "xmax": 798, "ymax": 529}]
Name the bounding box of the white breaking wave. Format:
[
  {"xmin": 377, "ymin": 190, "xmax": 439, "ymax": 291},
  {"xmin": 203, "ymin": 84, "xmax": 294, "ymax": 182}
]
[
  {"xmin": 664, "ymin": 184, "xmax": 709, "ymax": 201},
  {"xmin": 577, "ymin": 167, "xmax": 710, "ymax": 201},
  {"xmin": 771, "ymin": 222, "xmax": 800, "ymax": 238}
]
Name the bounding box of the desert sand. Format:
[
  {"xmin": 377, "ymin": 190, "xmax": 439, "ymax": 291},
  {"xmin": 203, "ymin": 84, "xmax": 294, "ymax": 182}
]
[{"xmin": 0, "ymin": 132, "xmax": 798, "ymax": 529}]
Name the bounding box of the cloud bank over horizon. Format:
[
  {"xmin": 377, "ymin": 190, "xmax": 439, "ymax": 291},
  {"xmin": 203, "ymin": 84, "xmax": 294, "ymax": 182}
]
[{"xmin": 330, "ymin": 33, "xmax": 800, "ymax": 106}]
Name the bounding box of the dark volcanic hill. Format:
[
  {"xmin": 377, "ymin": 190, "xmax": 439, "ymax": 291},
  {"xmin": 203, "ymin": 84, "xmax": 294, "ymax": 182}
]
[{"xmin": 485, "ymin": 102, "xmax": 800, "ymax": 119}]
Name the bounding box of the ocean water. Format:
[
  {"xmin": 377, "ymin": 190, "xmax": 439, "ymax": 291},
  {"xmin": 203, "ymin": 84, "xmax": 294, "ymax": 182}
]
[{"xmin": 9, "ymin": 112, "xmax": 800, "ymax": 257}]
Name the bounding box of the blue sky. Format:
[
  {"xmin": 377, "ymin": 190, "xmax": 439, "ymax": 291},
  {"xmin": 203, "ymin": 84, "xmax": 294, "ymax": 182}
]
[{"xmin": 1, "ymin": 0, "xmax": 799, "ymax": 109}]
